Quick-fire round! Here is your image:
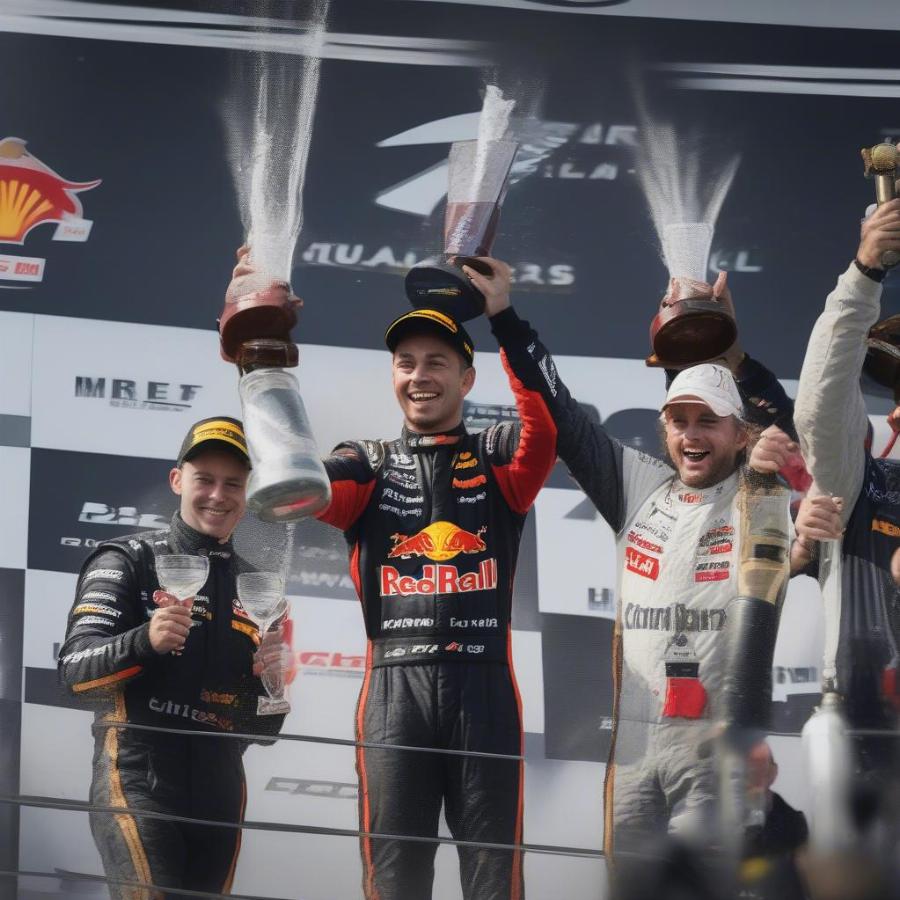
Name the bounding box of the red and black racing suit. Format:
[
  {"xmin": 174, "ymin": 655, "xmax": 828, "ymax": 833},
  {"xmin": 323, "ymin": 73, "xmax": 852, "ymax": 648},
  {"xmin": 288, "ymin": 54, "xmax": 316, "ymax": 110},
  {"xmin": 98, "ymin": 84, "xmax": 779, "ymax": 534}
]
[
  {"xmin": 58, "ymin": 512, "xmax": 284, "ymax": 898},
  {"xmin": 317, "ymin": 338, "xmax": 557, "ymax": 900}
]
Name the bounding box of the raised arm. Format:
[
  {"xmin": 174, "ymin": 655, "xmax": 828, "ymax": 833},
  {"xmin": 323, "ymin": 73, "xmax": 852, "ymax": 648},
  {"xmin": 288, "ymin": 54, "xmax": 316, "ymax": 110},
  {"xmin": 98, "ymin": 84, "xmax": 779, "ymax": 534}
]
[
  {"xmin": 793, "ymin": 200, "xmax": 900, "ymax": 522},
  {"xmin": 465, "ymin": 259, "xmax": 671, "ymax": 532}
]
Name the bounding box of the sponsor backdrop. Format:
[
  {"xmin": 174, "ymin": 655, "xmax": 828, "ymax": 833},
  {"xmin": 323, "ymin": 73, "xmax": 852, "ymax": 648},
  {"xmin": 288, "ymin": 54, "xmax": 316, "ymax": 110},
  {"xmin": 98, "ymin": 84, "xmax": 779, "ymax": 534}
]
[{"xmin": 1, "ymin": 2, "xmax": 898, "ymax": 898}]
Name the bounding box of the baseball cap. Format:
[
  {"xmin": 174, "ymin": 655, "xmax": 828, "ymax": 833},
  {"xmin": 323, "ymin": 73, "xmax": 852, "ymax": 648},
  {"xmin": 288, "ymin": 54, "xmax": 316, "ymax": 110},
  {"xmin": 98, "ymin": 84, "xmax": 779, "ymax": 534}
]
[
  {"xmin": 384, "ymin": 308, "xmax": 475, "ymax": 367},
  {"xmin": 662, "ymin": 363, "xmax": 745, "ymax": 420},
  {"xmin": 176, "ymin": 416, "xmax": 250, "ymax": 467}
]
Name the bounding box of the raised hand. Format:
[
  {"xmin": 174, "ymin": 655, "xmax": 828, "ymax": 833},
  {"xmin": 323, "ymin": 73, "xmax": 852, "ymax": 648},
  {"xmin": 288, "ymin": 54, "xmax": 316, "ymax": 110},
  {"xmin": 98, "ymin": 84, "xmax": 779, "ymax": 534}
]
[
  {"xmin": 149, "ymin": 603, "xmax": 193, "ymax": 654},
  {"xmin": 857, "ymin": 197, "xmax": 900, "ymax": 270},
  {"xmin": 458, "ymin": 257, "xmax": 512, "ymax": 318},
  {"xmin": 748, "ymin": 425, "xmax": 799, "ymax": 474}
]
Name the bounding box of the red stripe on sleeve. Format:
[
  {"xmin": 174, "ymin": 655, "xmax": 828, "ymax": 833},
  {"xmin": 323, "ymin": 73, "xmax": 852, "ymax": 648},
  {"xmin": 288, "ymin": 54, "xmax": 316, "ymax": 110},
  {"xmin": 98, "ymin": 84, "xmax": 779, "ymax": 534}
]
[
  {"xmin": 316, "ymin": 479, "xmax": 376, "ymax": 532},
  {"xmin": 491, "ymin": 349, "xmax": 558, "ymax": 514}
]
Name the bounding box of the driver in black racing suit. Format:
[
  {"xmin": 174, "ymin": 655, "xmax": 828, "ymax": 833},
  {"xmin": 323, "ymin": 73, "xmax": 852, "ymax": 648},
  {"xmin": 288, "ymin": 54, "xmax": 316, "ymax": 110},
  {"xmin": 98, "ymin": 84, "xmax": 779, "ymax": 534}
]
[
  {"xmin": 307, "ymin": 263, "xmax": 558, "ymax": 900},
  {"xmin": 58, "ymin": 417, "xmax": 288, "ymax": 898}
]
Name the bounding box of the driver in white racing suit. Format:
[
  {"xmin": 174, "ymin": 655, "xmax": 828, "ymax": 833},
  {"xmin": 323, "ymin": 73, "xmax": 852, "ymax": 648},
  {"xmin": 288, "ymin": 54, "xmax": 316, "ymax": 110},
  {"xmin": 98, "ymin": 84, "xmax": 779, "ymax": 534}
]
[{"xmin": 466, "ymin": 260, "xmax": 808, "ymax": 866}]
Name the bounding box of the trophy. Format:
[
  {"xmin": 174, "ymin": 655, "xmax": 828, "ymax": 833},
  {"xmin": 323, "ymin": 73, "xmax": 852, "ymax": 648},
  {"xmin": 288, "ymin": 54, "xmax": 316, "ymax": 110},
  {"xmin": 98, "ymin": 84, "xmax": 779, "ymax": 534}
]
[
  {"xmin": 153, "ymin": 553, "xmax": 210, "ymax": 655},
  {"xmin": 634, "ymin": 113, "xmax": 741, "ymax": 369},
  {"xmin": 219, "ymin": 267, "xmax": 300, "ymax": 370},
  {"xmin": 219, "ymin": 257, "xmax": 331, "ymax": 523},
  {"xmin": 405, "ymin": 138, "xmax": 518, "ymax": 322},
  {"xmin": 861, "ymin": 141, "xmax": 900, "ymax": 269},
  {"xmin": 865, "ymin": 314, "xmax": 900, "ymax": 394},
  {"xmin": 236, "ymin": 571, "xmax": 290, "ymax": 716},
  {"xmin": 648, "ymin": 222, "xmax": 737, "ymax": 367}
]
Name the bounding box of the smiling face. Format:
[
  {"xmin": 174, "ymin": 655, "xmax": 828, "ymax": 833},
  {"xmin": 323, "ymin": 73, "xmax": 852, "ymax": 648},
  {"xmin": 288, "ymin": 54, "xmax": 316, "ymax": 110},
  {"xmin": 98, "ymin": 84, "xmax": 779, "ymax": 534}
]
[
  {"xmin": 392, "ymin": 333, "xmax": 475, "ymax": 433},
  {"xmin": 169, "ymin": 448, "xmax": 249, "ymax": 540},
  {"xmin": 663, "ymin": 401, "xmax": 748, "ymax": 488}
]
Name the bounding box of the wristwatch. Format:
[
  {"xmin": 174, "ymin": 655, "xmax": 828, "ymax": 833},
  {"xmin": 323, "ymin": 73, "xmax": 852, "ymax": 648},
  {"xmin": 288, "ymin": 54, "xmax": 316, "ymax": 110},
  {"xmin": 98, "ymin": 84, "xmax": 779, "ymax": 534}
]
[{"xmin": 855, "ymin": 258, "xmax": 886, "ymax": 283}]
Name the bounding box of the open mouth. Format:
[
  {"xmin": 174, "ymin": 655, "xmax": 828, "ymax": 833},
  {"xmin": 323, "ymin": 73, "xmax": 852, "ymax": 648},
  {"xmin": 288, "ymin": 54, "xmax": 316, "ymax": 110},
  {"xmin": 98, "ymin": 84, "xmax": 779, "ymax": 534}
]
[
  {"xmin": 683, "ymin": 450, "xmax": 710, "ymax": 463},
  {"xmin": 409, "ymin": 391, "xmax": 439, "ymax": 403},
  {"xmin": 200, "ymin": 507, "xmax": 230, "ymax": 518}
]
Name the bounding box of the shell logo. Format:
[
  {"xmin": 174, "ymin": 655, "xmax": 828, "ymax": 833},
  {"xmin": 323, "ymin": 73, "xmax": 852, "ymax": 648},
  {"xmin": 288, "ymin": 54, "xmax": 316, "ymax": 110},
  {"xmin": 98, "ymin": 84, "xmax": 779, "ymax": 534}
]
[{"xmin": 0, "ymin": 137, "xmax": 100, "ymax": 245}]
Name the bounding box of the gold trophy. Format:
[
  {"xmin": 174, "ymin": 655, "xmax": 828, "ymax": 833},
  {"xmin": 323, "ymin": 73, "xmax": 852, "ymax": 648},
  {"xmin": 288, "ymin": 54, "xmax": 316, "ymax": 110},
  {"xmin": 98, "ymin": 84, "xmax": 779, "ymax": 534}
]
[{"xmin": 861, "ymin": 141, "xmax": 900, "ymax": 269}]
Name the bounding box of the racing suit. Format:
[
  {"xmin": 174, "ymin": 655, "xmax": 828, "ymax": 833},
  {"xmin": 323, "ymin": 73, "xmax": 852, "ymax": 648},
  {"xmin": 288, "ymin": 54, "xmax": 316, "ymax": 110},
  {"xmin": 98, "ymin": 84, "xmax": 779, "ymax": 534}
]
[
  {"xmin": 794, "ymin": 262, "xmax": 900, "ymax": 769},
  {"xmin": 58, "ymin": 512, "xmax": 284, "ymax": 898},
  {"xmin": 489, "ymin": 306, "xmax": 794, "ymax": 858},
  {"xmin": 317, "ymin": 354, "xmax": 557, "ymax": 899}
]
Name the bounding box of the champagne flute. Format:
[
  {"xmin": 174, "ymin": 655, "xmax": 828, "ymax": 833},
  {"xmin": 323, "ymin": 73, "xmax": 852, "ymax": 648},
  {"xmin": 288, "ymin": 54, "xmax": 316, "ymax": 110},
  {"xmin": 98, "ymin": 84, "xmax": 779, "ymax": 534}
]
[
  {"xmin": 154, "ymin": 554, "xmax": 209, "ymax": 654},
  {"xmin": 236, "ymin": 572, "xmax": 291, "ymax": 714}
]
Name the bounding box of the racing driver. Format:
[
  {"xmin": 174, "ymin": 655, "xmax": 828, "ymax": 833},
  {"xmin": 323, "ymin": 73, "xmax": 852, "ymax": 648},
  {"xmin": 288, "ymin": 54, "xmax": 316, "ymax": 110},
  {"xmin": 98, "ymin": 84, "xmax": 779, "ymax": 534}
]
[
  {"xmin": 461, "ymin": 260, "xmax": 809, "ymax": 867},
  {"xmin": 59, "ymin": 417, "xmax": 288, "ymax": 898},
  {"xmin": 229, "ymin": 251, "xmax": 557, "ymax": 900}
]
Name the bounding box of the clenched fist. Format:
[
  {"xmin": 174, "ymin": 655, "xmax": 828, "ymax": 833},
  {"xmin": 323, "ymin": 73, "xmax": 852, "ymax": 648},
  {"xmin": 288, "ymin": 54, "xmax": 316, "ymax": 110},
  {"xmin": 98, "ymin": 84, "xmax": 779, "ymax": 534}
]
[
  {"xmin": 149, "ymin": 603, "xmax": 193, "ymax": 654},
  {"xmin": 748, "ymin": 425, "xmax": 799, "ymax": 474},
  {"xmin": 795, "ymin": 494, "xmax": 844, "ymax": 545},
  {"xmin": 857, "ymin": 196, "xmax": 900, "ymax": 270}
]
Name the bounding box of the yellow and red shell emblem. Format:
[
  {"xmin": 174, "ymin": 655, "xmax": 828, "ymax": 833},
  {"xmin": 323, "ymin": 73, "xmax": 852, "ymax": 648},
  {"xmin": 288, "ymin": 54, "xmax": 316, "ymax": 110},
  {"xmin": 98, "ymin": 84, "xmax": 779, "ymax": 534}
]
[
  {"xmin": 0, "ymin": 137, "xmax": 100, "ymax": 245},
  {"xmin": 388, "ymin": 521, "xmax": 487, "ymax": 562}
]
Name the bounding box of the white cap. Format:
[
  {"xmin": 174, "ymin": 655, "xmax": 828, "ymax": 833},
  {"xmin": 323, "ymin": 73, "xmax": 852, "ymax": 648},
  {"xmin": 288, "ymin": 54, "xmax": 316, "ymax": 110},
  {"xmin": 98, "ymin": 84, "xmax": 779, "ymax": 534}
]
[{"xmin": 663, "ymin": 363, "xmax": 744, "ymax": 419}]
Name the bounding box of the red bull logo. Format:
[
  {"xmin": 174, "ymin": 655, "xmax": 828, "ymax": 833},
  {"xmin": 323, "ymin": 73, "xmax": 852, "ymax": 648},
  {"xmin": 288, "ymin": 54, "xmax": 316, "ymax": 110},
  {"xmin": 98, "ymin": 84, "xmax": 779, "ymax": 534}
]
[
  {"xmin": 388, "ymin": 521, "xmax": 486, "ymax": 562},
  {"xmin": 0, "ymin": 137, "xmax": 100, "ymax": 245},
  {"xmin": 381, "ymin": 558, "xmax": 498, "ymax": 597}
]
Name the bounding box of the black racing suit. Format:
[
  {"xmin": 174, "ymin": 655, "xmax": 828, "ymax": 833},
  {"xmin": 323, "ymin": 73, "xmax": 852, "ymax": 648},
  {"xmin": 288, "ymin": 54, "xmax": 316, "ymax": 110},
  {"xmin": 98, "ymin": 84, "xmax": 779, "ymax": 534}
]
[
  {"xmin": 58, "ymin": 512, "xmax": 285, "ymax": 898},
  {"xmin": 317, "ymin": 343, "xmax": 557, "ymax": 900}
]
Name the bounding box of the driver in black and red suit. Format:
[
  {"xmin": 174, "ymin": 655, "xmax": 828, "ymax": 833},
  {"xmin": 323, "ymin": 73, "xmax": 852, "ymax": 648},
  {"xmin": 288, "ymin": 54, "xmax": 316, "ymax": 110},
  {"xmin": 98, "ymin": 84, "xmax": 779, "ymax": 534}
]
[{"xmin": 227, "ymin": 249, "xmax": 556, "ymax": 900}]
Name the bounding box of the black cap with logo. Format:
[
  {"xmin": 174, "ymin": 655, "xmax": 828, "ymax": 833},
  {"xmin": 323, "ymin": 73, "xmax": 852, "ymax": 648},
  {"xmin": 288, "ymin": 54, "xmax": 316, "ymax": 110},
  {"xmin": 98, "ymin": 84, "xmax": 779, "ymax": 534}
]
[
  {"xmin": 384, "ymin": 308, "xmax": 475, "ymax": 367},
  {"xmin": 176, "ymin": 416, "xmax": 250, "ymax": 467}
]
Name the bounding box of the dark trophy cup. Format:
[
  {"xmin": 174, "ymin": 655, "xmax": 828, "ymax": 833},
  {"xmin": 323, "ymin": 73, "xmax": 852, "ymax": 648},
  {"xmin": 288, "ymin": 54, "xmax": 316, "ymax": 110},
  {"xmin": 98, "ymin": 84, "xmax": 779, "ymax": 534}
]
[
  {"xmin": 648, "ymin": 223, "xmax": 737, "ymax": 368},
  {"xmin": 219, "ymin": 269, "xmax": 300, "ymax": 371},
  {"xmin": 218, "ymin": 259, "xmax": 331, "ymax": 522},
  {"xmin": 865, "ymin": 315, "xmax": 900, "ymax": 400},
  {"xmin": 405, "ymin": 139, "xmax": 518, "ymax": 322}
]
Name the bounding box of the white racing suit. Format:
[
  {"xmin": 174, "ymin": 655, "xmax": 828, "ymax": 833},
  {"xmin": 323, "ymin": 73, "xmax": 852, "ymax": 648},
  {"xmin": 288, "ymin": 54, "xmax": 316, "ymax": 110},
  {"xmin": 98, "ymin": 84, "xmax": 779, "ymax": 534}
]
[
  {"xmin": 491, "ymin": 306, "xmax": 793, "ymax": 858},
  {"xmin": 793, "ymin": 260, "xmax": 900, "ymax": 900},
  {"xmin": 605, "ymin": 470, "xmax": 743, "ymax": 855}
]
